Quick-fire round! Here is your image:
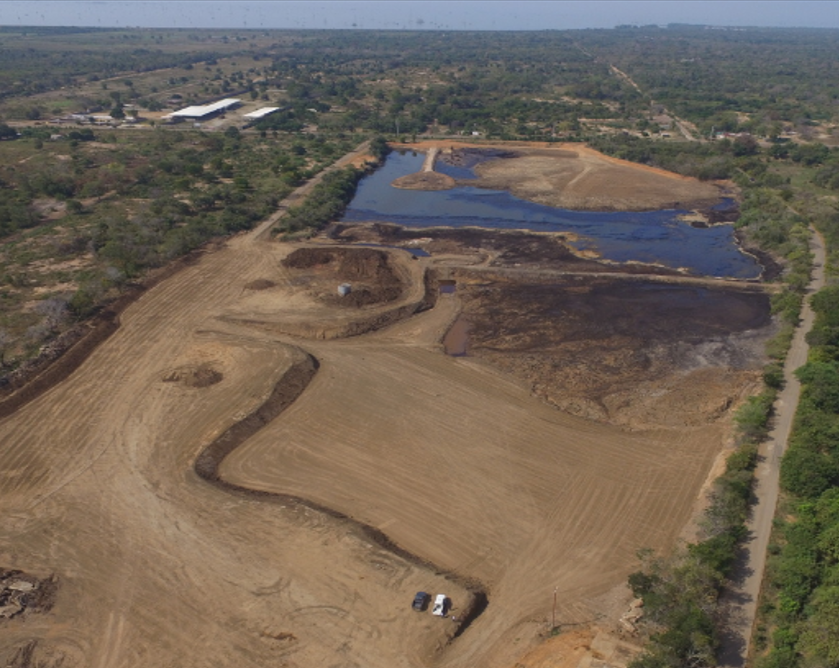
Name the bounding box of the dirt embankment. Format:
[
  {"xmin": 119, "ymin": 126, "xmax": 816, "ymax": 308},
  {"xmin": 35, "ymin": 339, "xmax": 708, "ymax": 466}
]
[
  {"xmin": 392, "ymin": 141, "xmax": 724, "ymax": 212},
  {"xmin": 326, "ymin": 222, "xmax": 775, "ymax": 430},
  {"xmin": 218, "ymin": 245, "xmax": 439, "ymax": 340},
  {"xmin": 193, "ymin": 349, "xmax": 489, "ymax": 639},
  {"xmin": 0, "ymin": 242, "xmax": 222, "ymax": 420},
  {"xmin": 281, "ymin": 246, "xmax": 408, "ymax": 308}
]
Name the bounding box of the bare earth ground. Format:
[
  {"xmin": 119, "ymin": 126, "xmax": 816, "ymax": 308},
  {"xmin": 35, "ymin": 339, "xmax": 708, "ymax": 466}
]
[
  {"xmin": 391, "ymin": 140, "xmax": 724, "ymax": 212},
  {"xmin": 0, "ymin": 145, "xmax": 775, "ymax": 668}
]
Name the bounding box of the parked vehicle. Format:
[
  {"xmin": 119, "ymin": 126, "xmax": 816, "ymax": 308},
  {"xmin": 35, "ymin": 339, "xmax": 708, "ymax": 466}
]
[
  {"xmin": 432, "ymin": 594, "xmax": 448, "ymax": 616},
  {"xmin": 412, "ymin": 591, "xmax": 429, "ymax": 612}
]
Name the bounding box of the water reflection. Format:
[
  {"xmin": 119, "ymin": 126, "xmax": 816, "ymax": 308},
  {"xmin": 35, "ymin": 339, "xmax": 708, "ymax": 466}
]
[{"xmin": 342, "ymin": 151, "xmax": 761, "ymax": 279}]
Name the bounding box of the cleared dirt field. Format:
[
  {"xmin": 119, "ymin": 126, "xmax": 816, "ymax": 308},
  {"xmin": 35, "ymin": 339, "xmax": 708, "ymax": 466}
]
[
  {"xmin": 392, "ymin": 140, "xmax": 724, "ymax": 212},
  {"xmin": 0, "ymin": 147, "xmax": 775, "ymax": 668}
]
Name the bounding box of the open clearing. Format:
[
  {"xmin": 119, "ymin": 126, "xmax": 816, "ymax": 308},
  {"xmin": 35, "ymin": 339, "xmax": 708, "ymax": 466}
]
[{"xmin": 0, "ymin": 144, "xmax": 775, "ymax": 668}]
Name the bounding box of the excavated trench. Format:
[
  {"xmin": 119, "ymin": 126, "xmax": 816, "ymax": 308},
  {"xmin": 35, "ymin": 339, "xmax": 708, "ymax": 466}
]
[{"xmin": 192, "ymin": 348, "xmax": 490, "ymax": 642}]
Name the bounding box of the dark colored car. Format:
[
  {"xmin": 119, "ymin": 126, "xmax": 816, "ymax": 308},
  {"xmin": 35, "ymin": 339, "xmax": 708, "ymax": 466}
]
[{"xmin": 412, "ymin": 591, "xmax": 430, "ymax": 611}]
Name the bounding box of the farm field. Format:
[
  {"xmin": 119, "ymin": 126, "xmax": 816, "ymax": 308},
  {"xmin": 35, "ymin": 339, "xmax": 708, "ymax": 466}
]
[{"xmin": 0, "ymin": 144, "xmax": 775, "ymax": 668}]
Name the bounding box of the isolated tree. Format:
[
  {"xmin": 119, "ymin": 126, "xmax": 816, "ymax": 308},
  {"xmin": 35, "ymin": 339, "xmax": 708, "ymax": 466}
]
[{"xmin": 34, "ymin": 297, "xmax": 70, "ymax": 334}]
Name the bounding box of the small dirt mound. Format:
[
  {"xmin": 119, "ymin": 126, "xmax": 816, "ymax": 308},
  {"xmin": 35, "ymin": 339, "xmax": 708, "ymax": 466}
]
[
  {"xmin": 163, "ymin": 364, "xmax": 223, "ymax": 388},
  {"xmin": 391, "ymin": 172, "xmax": 456, "ymax": 191},
  {"xmin": 244, "ymin": 279, "xmax": 276, "ymax": 290},
  {"xmin": 0, "ymin": 568, "xmax": 57, "ymax": 619}
]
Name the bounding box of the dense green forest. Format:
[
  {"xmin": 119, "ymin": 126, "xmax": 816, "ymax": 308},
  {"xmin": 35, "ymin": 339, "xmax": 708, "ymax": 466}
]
[{"xmin": 3, "ymin": 25, "xmax": 839, "ymax": 666}]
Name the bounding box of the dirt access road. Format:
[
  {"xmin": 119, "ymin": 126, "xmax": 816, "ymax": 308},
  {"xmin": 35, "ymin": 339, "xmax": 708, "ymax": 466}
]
[
  {"xmin": 606, "ymin": 64, "xmax": 701, "ymax": 142},
  {"xmin": 719, "ymin": 229, "xmax": 826, "ymax": 668},
  {"xmin": 0, "ymin": 143, "xmax": 774, "ymax": 668}
]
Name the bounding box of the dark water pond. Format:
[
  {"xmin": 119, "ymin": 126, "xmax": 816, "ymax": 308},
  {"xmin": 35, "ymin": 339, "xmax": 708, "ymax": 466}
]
[{"xmin": 342, "ymin": 151, "xmax": 761, "ymax": 279}]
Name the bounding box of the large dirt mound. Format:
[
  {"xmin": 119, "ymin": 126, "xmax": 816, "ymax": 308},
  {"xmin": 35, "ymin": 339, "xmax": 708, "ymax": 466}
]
[{"xmin": 282, "ymin": 246, "xmax": 406, "ymax": 307}]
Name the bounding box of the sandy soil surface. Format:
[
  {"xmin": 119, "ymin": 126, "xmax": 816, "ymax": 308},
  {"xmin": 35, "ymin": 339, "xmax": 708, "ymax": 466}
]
[
  {"xmin": 0, "ymin": 147, "xmax": 776, "ymax": 668},
  {"xmin": 392, "ymin": 141, "xmax": 723, "ymax": 211},
  {"xmin": 393, "ymin": 171, "xmax": 457, "ymax": 190}
]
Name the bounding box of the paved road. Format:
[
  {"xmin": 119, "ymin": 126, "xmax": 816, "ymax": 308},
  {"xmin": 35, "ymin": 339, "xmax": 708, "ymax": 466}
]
[{"xmin": 719, "ymin": 228, "xmax": 826, "ymax": 667}]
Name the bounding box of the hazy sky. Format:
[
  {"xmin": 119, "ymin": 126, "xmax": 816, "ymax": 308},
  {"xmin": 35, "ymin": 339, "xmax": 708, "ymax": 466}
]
[{"xmin": 3, "ymin": 1, "xmax": 839, "ymax": 31}]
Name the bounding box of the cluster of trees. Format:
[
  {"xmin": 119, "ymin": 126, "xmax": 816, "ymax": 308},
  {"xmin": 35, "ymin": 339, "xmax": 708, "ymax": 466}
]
[
  {"xmin": 275, "ymin": 165, "xmax": 365, "ymax": 238},
  {"xmin": 755, "ymin": 285, "xmax": 839, "ymax": 667},
  {"xmin": 628, "ymin": 439, "xmax": 759, "ymax": 668},
  {"xmin": 583, "ymin": 26, "xmax": 839, "ymax": 135},
  {"xmin": 0, "ymin": 126, "xmax": 362, "ymax": 362},
  {"xmin": 8, "ymin": 26, "xmax": 839, "ymax": 146},
  {"xmin": 588, "ymin": 134, "xmax": 740, "ymax": 181},
  {"xmin": 269, "ymin": 136, "xmax": 389, "ymax": 238}
]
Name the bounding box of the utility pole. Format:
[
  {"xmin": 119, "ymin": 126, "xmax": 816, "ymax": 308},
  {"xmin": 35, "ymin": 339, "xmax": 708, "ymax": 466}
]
[{"xmin": 552, "ymin": 587, "xmax": 558, "ymax": 629}]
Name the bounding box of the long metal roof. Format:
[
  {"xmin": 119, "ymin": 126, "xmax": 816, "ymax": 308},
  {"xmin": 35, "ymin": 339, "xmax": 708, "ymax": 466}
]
[{"xmin": 166, "ymin": 98, "xmax": 241, "ymax": 118}]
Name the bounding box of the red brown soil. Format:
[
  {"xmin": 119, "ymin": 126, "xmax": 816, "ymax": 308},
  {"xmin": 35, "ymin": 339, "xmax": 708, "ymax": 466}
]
[{"xmin": 0, "ymin": 242, "xmax": 220, "ymax": 421}]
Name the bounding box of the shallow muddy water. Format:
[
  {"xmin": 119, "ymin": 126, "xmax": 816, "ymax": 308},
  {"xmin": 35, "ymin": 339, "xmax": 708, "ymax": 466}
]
[
  {"xmin": 342, "ymin": 151, "xmax": 761, "ymax": 279},
  {"xmin": 443, "ymin": 315, "xmax": 470, "ymax": 356}
]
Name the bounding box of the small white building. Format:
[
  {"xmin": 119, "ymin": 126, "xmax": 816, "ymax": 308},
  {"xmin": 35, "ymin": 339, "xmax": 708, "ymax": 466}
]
[{"xmin": 243, "ymin": 107, "xmax": 282, "ymax": 121}]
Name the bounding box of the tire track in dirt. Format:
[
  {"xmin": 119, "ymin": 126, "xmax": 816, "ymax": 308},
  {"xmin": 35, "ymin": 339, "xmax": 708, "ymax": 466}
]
[
  {"xmin": 0, "ymin": 138, "xmax": 763, "ymax": 668},
  {"xmin": 191, "ymin": 344, "xmax": 492, "ymax": 639}
]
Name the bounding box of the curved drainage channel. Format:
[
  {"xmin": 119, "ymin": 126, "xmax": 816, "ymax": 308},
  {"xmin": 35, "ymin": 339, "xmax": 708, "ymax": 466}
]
[{"xmin": 193, "ymin": 349, "xmax": 490, "ymax": 643}]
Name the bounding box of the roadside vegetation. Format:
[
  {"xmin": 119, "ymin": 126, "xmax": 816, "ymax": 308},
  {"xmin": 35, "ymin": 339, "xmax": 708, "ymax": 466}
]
[{"xmin": 754, "ymin": 288, "xmax": 839, "ymax": 668}]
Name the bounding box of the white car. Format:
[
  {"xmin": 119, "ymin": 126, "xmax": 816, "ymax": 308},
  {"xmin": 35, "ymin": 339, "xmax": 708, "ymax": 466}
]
[{"xmin": 432, "ymin": 594, "xmax": 448, "ymax": 617}]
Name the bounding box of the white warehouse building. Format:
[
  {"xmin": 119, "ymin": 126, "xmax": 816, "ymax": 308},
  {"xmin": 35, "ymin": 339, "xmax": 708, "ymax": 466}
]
[{"xmin": 164, "ymin": 98, "xmax": 241, "ymax": 121}]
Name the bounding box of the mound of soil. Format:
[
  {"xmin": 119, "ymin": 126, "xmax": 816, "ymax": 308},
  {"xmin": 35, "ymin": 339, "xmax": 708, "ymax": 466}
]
[
  {"xmin": 244, "ymin": 279, "xmax": 276, "ymax": 290},
  {"xmin": 282, "ymin": 247, "xmax": 406, "ymax": 307},
  {"xmin": 0, "ymin": 568, "xmax": 57, "ymax": 619},
  {"xmin": 391, "ymin": 172, "xmax": 456, "ymax": 191},
  {"xmin": 163, "ymin": 364, "xmax": 223, "ymax": 388}
]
